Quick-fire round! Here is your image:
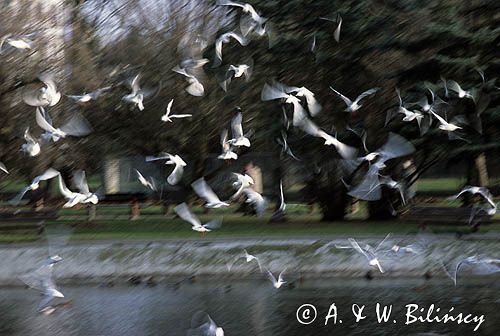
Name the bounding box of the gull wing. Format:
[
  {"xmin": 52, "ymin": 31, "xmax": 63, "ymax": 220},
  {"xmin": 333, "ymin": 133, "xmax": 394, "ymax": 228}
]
[
  {"xmin": 378, "ymin": 133, "xmax": 415, "ymax": 161},
  {"xmin": 59, "ymin": 113, "xmax": 93, "ymax": 137},
  {"xmin": 129, "ymin": 74, "xmax": 141, "ymax": 94},
  {"xmin": 0, "ymin": 162, "xmax": 8, "ymax": 174},
  {"xmin": 9, "ymin": 186, "xmax": 30, "ymax": 205},
  {"xmin": 34, "ymin": 168, "xmax": 60, "ymax": 184},
  {"xmin": 261, "ymin": 83, "xmax": 289, "ymax": 101},
  {"xmin": 330, "ymin": 87, "xmax": 352, "ymax": 107},
  {"xmin": 347, "ymin": 170, "xmax": 382, "ymax": 201},
  {"xmin": 174, "ymin": 203, "xmax": 202, "ymax": 228},
  {"xmin": 278, "ymin": 180, "xmax": 285, "ymax": 211},
  {"xmin": 56, "ymin": 174, "xmax": 74, "ymax": 198},
  {"xmin": 303, "ymin": 91, "xmax": 322, "ymax": 116},
  {"xmin": 334, "ymin": 15, "xmax": 342, "ymax": 42},
  {"xmin": 354, "ymin": 88, "xmax": 380, "ymax": 104},
  {"xmin": 348, "ymin": 238, "xmax": 371, "ymax": 260},
  {"xmin": 295, "ymin": 116, "xmax": 321, "ymax": 137},
  {"xmin": 203, "ymin": 218, "xmax": 223, "ymax": 230},
  {"xmin": 73, "ymin": 170, "xmax": 90, "ymax": 195},
  {"xmin": 290, "ymin": 99, "xmax": 307, "ymax": 126},
  {"xmin": 220, "ymin": 129, "xmax": 229, "ymax": 146},
  {"xmin": 19, "ymin": 264, "xmax": 53, "ymax": 293},
  {"xmin": 216, "ymin": 0, "xmax": 245, "ymax": 8},
  {"xmin": 24, "ymin": 127, "xmax": 36, "ymax": 143},
  {"xmin": 167, "ymin": 164, "xmax": 184, "ymax": 185},
  {"xmin": 187, "ymin": 311, "xmax": 219, "ymax": 336},
  {"xmin": 164, "ymin": 98, "xmax": 174, "ymax": 117},
  {"xmin": 264, "ymin": 266, "xmax": 277, "ymax": 285},
  {"xmin": 191, "ymin": 178, "xmax": 222, "ymax": 204},
  {"xmin": 278, "ymin": 267, "xmax": 287, "ymax": 283},
  {"xmin": 35, "ymin": 107, "xmax": 57, "ymax": 133},
  {"xmin": 145, "ymin": 153, "xmax": 171, "ymax": 162},
  {"xmin": 447, "ymin": 80, "xmax": 463, "ymax": 95},
  {"xmin": 231, "ymin": 112, "xmax": 244, "ymax": 139},
  {"xmin": 228, "ymin": 32, "xmax": 248, "ymax": 46}
]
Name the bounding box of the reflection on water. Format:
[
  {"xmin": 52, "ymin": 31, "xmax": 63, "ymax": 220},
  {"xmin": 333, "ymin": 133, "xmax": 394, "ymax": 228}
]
[{"xmin": 0, "ymin": 278, "xmax": 499, "ymax": 336}]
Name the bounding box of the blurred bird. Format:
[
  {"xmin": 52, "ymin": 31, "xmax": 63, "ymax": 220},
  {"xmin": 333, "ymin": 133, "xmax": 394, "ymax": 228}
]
[
  {"xmin": 378, "ymin": 175, "xmax": 407, "ymax": 205},
  {"xmin": 172, "ymin": 65, "xmax": 205, "ymax": 96},
  {"xmin": 146, "ymin": 153, "xmax": 187, "ymax": 185},
  {"xmin": 135, "ymin": 169, "xmax": 157, "ymax": 191},
  {"xmin": 213, "ymin": 32, "xmax": 249, "ymax": 67},
  {"xmin": 395, "ymin": 89, "xmax": 424, "ymax": 125},
  {"xmin": 443, "ymin": 255, "xmax": 500, "ymax": 286},
  {"xmin": 73, "ymin": 170, "xmax": 100, "ymax": 204},
  {"xmin": 228, "ymin": 111, "xmax": 251, "ymax": 147},
  {"xmin": 56, "ymin": 173, "xmax": 96, "ymax": 208},
  {"xmin": 330, "ymin": 86, "xmax": 379, "ymax": 113},
  {"xmin": 187, "ymin": 311, "xmax": 224, "ymax": 336},
  {"xmin": 277, "ymin": 180, "xmax": 286, "ymax": 213},
  {"xmin": 10, "ymin": 168, "xmax": 60, "ymax": 205},
  {"xmin": 241, "ymin": 187, "xmax": 267, "ymax": 216},
  {"xmin": 220, "ymin": 60, "xmax": 253, "ymax": 91},
  {"xmin": 23, "ymin": 73, "xmax": 61, "ymax": 107},
  {"xmin": 416, "ymin": 88, "xmax": 447, "ymax": 114},
  {"xmin": 174, "ymin": 203, "xmax": 222, "ymax": 234},
  {"xmin": 20, "ymin": 127, "xmax": 40, "ymax": 157},
  {"xmin": 0, "ymin": 33, "xmax": 36, "ymax": 52},
  {"xmin": 231, "ymin": 173, "xmax": 254, "ymax": 200},
  {"xmin": 320, "ymin": 14, "xmax": 342, "ymax": 42},
  {"xmin": 217, "ymin": 1, "xmax": 267, "ymax": 26},
  {"xmin": 261, "ymin": 82, "xmax": 318, "ymax": 122},
  {"xmin": 218, "ymin": 129, "xmax": 238, "ymax": 160},
  {"xmin": 243, "ymin": 249, "xmax": 262, "ymax": 271},
  {"xmin": 295, "ymin": 117, "xmax": 358, "ymax": 159},
  {"xmin": 264, "ymin": 267, "xmax": 287, "ymax": 288},
  {"xmin": 347, "ymin": 237, "xmax": 385, "ymax": 273},
  {"xmin": 35, "ymin": 107, "xmax": 92, "ymax": 142},
  {"xmin": 122, "ymin": 74, "xmax": 148, "ymax": 111},
  {"xmin": 276, "ymin": 131, "xmax": 300, "ymax": 161},
  {"xmin": 430, "ymin": 110, "xmax": 463, "ymax": 132},
  {"xmin": 67, "ymin": 86, "xmax": 111, "ymax": 103},
  {"xmin": 160, "ymin": 99, "xmax": 192, "ymax": 122},
  {"xmin": 285, "ymin": 86, "xmax": 322, "ymax": 116},
  {"xmin": 449, "ymin": 186, "xmax": 496, "ymax": 212},
  {"xmin": 191, "ymin": 177, "xmax": 230, "ymax": 208},
  {"xmin": 345, "ymin": 133, "xmax": 415, "ymax": 201},
  {"xmin": 447, "ymin": 80, "xmax": 475, "ymax": 101},
  {"xmin": 20, "ymin": 255, "xmax": 64, "ymax": 314}
]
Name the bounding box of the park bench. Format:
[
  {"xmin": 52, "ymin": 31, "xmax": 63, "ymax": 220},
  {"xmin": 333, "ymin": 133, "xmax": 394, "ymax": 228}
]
[
  {"xmin": 0, "ymin": 209, "xmax": 55, "ymax": 236},
  {"xmin": 400, "ymin": 206, "xmax": 493, "ymax": 232}
]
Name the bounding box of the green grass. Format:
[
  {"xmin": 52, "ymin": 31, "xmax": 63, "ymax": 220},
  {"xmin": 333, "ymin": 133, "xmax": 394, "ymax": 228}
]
[
  {"xmin": 2, "ymin": 176, "xmax": 500, "ymax": 243},
  {"xmin": 416, "ymin": 178, "xmax": 465, "ymax": 193},
  {"xmin": 2, "ymin": 211, "xmax": 499, "ymax": 243}
]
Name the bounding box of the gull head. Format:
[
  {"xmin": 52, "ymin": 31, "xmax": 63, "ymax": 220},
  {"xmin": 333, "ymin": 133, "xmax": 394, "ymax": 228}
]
[{"xmin": 391, "ymin": 245, "xmax": 400, "ymax": 252}]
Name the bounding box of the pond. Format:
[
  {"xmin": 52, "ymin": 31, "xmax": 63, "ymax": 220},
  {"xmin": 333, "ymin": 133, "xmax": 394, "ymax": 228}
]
[{"xmin": 0, "ymin": 278, "xmax": 499, "ymax": 335}]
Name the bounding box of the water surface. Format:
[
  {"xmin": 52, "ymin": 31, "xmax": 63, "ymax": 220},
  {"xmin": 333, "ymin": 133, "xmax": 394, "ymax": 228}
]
[{"xmin": 0, "ymin": 278, "xmax": 498, "ymax": 335}]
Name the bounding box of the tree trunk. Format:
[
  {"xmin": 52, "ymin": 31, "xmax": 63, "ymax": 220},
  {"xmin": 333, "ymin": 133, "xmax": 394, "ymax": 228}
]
[
  {"xmin": 475, "ymin": 153, "xmax": 489, "ymax": 187},
  {"xmin": 317, "ymin": 162, "xmax": 348, "ymax": 221}
]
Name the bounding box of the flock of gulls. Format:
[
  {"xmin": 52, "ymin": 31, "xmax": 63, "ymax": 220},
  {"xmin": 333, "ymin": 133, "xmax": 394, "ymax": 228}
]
[{"xmin": 1, "ymin": 0, "xmax": 499, "ymax": 332}]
